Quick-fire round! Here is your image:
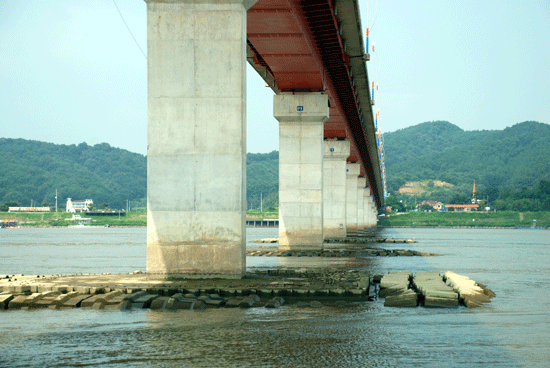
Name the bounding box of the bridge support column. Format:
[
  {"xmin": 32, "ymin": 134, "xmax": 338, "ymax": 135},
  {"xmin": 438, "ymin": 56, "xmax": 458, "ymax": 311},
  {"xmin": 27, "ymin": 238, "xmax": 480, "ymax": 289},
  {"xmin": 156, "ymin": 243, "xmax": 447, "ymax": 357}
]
[
  {"xmin": 357, "ymin": 178, "xmax": 366, "ymax": 230},
  {"xmin": 364, "ymin": 188, "xmax": 377, "ymax": 227},
  {"xmin": 146, "ymin": 0, "xmax": 257, "ymax": 278},
  {"xmin": 345, "ymin": 162, "xmax": 360, "ymax": 233},
  {"xmin": 274, "ymin": 94, "xmax": 329, "ymax": 250},
  {"xmin": 323, "ymin": 139, "xmax": 350, "ymax": 239}
]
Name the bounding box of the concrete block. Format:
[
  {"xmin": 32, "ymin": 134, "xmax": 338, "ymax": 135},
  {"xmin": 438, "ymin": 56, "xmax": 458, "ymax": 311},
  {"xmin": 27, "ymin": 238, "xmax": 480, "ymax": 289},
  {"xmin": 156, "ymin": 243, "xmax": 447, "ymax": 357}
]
[
  {"xmin": 424, "ymin": 296, "xmax": 459, "ymax": 308},
  {"xmin": 8, "ymin": 295, "xmax": 31, "ymax": 309},
  {"xmin": 265, "ymin": 297, "xmax": 284, "ymax": 308},
  {"xmin": 62, "ymin": 295, "xmax": 92, "ymax": 308},
  {"xmin": 238, "ymin": 297, "xmax": 256, "ymax": 308},
  {"xmin": 123, "ymin": 290, "xmax": 148, "ymax": 302},
  {"xmin": 384, "ymin": 293, "xmax": 418, "ymax": 307},
  {"xmin": 174, "ymin": 299, "xmax": 197, "ymax": 310},
  {"xmin": 224, "ymin": 298, "xmax": 242, "ymax": 308},
  {"xmin": 10, "ymin": 285, "xmax": 31, "ymax": 294},
  {"xmin": 204, "ymin": 299, "xmax": 226, "ymax": 308},
  {"xmin": 150, "ymin": 297, "xmax": 171, "ymax": 310},
  {"xmin": 0, "ymin": 294, "xmax": 14, "ymax": 309},
  {"xmin": 379, "ymin": 286, "xmax": 408, "ymax": 298},
  {"xmin": 131, "ymin": 294, "xmax": 158, "ymax": 309}
]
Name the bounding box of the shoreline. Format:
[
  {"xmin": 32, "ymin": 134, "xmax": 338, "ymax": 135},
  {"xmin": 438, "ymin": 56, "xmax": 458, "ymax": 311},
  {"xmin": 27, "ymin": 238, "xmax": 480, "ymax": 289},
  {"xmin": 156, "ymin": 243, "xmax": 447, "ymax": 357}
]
[{"xmin": 379, "ymin": 225, "xmax": 549, "ymax": 230}]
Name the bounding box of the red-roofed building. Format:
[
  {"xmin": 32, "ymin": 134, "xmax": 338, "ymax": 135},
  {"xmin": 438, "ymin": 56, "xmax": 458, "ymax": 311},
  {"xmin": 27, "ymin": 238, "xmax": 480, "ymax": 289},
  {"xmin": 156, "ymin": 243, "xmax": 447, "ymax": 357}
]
[{"xmin": 445, "ymin": 204, "xmax": 479, "ymax": 212}]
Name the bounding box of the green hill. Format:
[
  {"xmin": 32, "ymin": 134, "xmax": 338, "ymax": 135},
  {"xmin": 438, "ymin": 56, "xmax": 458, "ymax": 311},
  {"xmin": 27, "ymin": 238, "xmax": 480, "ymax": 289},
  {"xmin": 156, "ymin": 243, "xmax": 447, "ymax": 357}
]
[
  {"xmin": 384, "ymin": 121, "xmax": 550, "ymax": 200},
  {"xmin": 3, "ymin": 120, "xmax": 549, "ymax": 212},
  {"xmin": 0, "ymin": 138, "xmax": 146, "ymax": 209},
  {"xmin": 246, "ymin": 151, "xmax": 279, "ymax": 211},
  {"xmin": 0, "ymin": 138, "xmax": 279, "ymax": 211}
]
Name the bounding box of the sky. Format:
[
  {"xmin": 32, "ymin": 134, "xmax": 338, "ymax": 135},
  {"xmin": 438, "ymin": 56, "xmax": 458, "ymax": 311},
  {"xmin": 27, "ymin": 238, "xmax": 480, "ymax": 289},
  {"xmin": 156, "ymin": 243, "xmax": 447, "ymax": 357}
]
[{"xmin": 1, "ymin": 0, "xmax": 549, "ymax": 156}]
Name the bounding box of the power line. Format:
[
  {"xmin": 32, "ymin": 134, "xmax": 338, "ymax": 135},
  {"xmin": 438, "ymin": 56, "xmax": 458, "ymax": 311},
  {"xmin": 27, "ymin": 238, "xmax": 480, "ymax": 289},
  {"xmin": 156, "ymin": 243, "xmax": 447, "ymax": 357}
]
[{"xmin": 112, "ymin": 0, "xmax": 146, "ymax": 59}]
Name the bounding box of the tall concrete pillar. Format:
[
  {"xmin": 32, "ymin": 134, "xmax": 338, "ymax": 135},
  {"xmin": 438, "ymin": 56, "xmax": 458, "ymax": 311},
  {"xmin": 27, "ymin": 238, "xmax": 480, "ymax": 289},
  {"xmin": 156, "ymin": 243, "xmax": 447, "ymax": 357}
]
[
  {"xmin": 146, "ymin": 0, "xmax": 257, "ymax": 278},
  {"xmin": 346, "ymin": 163, "xmax": 360, "ymax": 233},
  {"xmin": 364, "ymin": 187, "xmax": 377, "ymax": 227},
  {"xmin": 274, "ymin": 94, "xmax": 329, "ymax": 250},
  {"xmin": 323, "ymin": 139, "xmax": 350, "ymax": 239},
  {"xmin": 357, "ymin": 178, "xmax": 366, "ymax": 230},
  {"xmin": 369, "ymin": 200, "xmax": 378, "ymax": 227}
]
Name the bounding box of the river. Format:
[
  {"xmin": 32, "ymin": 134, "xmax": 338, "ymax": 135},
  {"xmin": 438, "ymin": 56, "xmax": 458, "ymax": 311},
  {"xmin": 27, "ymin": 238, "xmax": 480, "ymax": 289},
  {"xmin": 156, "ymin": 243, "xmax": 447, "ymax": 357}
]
[{"xmin": 0, "ymin": 227, "xmax": 549, "ymax": 367}]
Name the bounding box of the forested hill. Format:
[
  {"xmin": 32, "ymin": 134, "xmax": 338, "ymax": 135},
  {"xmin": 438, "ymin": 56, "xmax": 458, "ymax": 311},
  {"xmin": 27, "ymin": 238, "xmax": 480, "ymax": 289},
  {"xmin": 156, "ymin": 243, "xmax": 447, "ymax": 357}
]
[
  {"xmin": 0, "ymin": 138, "xmax": 147, "ymax": 209},
  {"xmin": 3, "ymin": 120, "xmax": 548, "ymax": 211},
  {"xmin": 383, "ymin": 121, "xmax": 550, "ymax": 195},
  {"xmin": 0, "ymin": 138, "xmax": 279, "ymax": 211}
]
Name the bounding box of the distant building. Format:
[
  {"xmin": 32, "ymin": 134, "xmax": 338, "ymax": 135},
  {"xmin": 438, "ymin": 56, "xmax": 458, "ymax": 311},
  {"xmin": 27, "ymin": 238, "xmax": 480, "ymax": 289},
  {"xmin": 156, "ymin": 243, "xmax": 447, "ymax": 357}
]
[
  {"xmin": 66, "ymin": 198, "xmax": 93, "ymax": 213},
  {"xmin": 418, "ymin": 200, "xmax": 444, "ymax": 211},
  {"xmin": 65, "ymin": 214, "xmax": 92, "ymax": 226},
  {"xmin": 8, "ymin": 207, "xmax": 51, "ymax": 212},
  {"xmin": 445, "ymin": 204, "xmax": 479, "ymax": 212}
]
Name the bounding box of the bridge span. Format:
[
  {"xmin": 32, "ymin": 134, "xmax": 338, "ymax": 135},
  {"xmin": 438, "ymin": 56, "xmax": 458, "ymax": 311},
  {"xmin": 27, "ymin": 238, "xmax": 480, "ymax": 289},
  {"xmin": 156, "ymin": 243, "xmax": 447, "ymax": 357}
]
[{"xmin": 145, "ymin": 0, "xmax": 384, "ymax": 278}]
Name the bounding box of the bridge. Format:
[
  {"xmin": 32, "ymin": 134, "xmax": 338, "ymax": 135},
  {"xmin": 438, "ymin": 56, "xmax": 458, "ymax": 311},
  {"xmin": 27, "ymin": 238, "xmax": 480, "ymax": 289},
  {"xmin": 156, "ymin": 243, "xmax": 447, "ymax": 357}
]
[{"xmin": 145, "ymin": 0, "xmax": 384, "ymax": 278}]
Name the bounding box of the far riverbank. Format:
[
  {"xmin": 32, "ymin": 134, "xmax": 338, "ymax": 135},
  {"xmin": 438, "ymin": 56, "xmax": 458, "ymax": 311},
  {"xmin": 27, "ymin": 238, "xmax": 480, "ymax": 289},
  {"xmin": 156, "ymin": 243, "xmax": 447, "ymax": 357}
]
[
  {"xmin": 379, "ymin": 210, "xmax": 550, "ymax": 228},
  {"xmin": 3, "ymin": 210, "xmax": 549, "ymax": 229}
]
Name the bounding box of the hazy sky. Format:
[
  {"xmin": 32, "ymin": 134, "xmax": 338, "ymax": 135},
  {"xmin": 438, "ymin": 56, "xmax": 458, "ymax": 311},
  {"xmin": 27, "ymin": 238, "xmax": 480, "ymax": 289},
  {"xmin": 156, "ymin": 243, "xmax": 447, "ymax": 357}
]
[{"xmin": 1, "ymin": 1, "xmax": 548, "ymax": 156}]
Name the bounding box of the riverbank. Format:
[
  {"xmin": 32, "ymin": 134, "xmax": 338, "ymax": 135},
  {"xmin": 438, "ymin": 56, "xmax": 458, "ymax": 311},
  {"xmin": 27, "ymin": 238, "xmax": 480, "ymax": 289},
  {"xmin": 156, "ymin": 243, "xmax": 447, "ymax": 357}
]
[
  {"xmin": 0, "ymin": 211, "xmax": 147, "ymax": 227},
  {"xmin": 3, "ymin": 210, "xmax": 549, "ymax": 229},
  {"xmin": 379, "ymin": 210, "xmax": 550, "ymax": 228}
]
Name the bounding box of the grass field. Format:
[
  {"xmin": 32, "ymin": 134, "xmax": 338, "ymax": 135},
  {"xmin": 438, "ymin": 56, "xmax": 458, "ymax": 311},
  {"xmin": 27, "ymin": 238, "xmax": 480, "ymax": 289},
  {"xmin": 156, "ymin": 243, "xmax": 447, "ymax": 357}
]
[
  {"xmin": 3, "ymin": 209, "xmax": 548, "ymax": 229},
  {"xmin": 0, "ymin": 211, "xmax": 147, "ymax": 227},
  {"xmin": 379, "ymin": 210, "xmax": 550, "ymax": 228}
]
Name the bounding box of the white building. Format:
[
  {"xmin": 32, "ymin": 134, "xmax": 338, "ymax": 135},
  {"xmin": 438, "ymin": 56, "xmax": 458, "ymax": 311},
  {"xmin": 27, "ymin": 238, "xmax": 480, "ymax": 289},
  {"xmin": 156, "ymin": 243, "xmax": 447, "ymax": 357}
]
[{"xmin": 66, "ymin": 198, "xmax": 93, "ymax": 213}]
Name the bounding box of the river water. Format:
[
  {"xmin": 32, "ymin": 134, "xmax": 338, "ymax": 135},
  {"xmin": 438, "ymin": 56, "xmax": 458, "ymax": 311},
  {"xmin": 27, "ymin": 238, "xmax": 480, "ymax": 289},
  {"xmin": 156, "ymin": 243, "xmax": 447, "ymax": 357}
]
[{"xmin": 1, "ymin": 227, "xmax": 549, "ymax": 367}]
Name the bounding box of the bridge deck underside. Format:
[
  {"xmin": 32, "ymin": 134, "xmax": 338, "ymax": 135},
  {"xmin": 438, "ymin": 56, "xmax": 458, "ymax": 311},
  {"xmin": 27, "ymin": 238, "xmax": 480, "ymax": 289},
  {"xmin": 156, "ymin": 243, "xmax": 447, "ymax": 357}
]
[{"xmin": 247, "ymin": 0, "xmax": 382, "ymax": 208}]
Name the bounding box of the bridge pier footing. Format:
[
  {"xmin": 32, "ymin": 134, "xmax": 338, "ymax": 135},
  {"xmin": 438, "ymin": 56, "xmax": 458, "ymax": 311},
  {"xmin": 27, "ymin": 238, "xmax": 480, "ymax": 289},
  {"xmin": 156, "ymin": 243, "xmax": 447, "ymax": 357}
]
[{"xmin": 274, "ymin": 94, "xmax": 329, "ymax": 250}]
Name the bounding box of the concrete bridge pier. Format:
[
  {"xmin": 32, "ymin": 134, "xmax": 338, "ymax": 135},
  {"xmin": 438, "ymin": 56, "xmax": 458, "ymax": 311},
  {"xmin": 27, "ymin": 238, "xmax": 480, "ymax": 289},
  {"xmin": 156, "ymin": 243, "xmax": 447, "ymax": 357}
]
[
  {"xmin": 345, "ymin": 162, "xmax": 360, "ymax": 233},
  {"xmin": 146, "ymin": 0, "xmax": 257, "ymax": 278},
  {"xmin": 274, "ymin": 94, "xmax": 329, "ymax": 250},
  {"xmin": 364, "ymin": 188, "xmax": 377, "ymax": 227},
  {"xmin": 357, "ymin": 177, "xmax": 366, "ymax": 230},
  {"xmin": 323, "ymin": 139, "xmax": 351, "ymax": 239}
]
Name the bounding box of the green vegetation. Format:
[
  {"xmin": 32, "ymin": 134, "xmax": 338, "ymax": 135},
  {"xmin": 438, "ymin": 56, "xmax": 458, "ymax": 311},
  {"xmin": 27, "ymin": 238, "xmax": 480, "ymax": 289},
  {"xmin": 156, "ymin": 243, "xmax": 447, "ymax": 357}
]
[
  {"xmin": 247, "ymin": 151, "xmax": 278, "ymax": 211},
  {"xmin": 384, "ymin": 120, "xmax": 550, "ymax": 210},
  {"xmin": 0, "ymin": 138, "xmax": 146, "ymax": 210},
  {"xmin": 384, "ymin": 121, "xmax": 550, "ymax": 195},
  {"xmin": 2, "ymin": 120, "xmax": 549, "ymax": 215},
  {"xmin": 379, "ymin": 211, "xmax": 550, "ymax": 228},
  {"xmin": 0, "ymin": 211, "xmax": 147, "ymax": 227},
  {"xmin": 246, "ymin": 209, "xmax": 278, "ymax": 220},
  {"xmin": 0, "ymin": 138, "xmax": 279, "ymax": 213}
]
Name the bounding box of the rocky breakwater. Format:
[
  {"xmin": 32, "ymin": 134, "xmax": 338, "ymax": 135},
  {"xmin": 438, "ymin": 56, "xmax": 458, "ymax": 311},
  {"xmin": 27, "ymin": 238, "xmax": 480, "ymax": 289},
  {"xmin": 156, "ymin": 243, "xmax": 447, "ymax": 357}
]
[
  {"xmin": 413, "ymin": 271, "xmax": 459, "ymax": 308},
  {"xmin": 375, "ymin": 271, "xmax": 495, "ymax": 308},
  {"xmin": 443, "ymin": 271, "xmax": 496, "ymax": 308},
  {"xmin": 0, "ymin": 269, "xmax": 371, "ymax": 312},
  {"xmin": 379, "ymin": 271, "xmax": 418, "ymax": 307}
]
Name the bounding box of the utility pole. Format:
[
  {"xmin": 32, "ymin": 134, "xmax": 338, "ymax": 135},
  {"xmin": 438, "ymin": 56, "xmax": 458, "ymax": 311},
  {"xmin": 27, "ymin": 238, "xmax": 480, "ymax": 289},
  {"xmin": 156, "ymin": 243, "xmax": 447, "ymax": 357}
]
[
  {"xmin": 260, "ymin": 193, "xmax": 263, "ymax": 212},
  {"xmin": 55, "ymin": 189, "xmax": 58, "ymax": 212}
]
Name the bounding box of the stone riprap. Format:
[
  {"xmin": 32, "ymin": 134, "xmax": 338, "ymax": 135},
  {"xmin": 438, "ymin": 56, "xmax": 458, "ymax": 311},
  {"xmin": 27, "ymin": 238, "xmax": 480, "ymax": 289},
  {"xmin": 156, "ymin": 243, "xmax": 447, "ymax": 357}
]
[
  {"xmin": 0, "ymin": 269, "xmax": 370, "ymax": 312},
  {"xmin": 443, "ymin": 271, "xmax": 496, "ymax": 308},
  {"xmin": 246, "ymin": 247, "xmax": 437, "ymax": 258},
  {"xmin": 252, "ymin": 235, "xmax": 417, "ymax": 244},
  {"xmin": 375, "ymin": 271, "xmax": 495, "ymax": 308},
  {"xmin": 378, "ymin": 271, "xmax": 418, "ymax": 307},
  {"xmin": 413, "ymin": 271, "xmax": 459, "ymax": 308}
]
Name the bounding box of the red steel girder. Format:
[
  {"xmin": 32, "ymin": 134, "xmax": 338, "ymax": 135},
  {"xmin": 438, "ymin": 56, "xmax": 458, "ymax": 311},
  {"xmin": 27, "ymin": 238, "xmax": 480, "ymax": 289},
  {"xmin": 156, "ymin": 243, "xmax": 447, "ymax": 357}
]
[{"xmin": 286, "ymin": 0, "xmax": 380, "ymax": 206}]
